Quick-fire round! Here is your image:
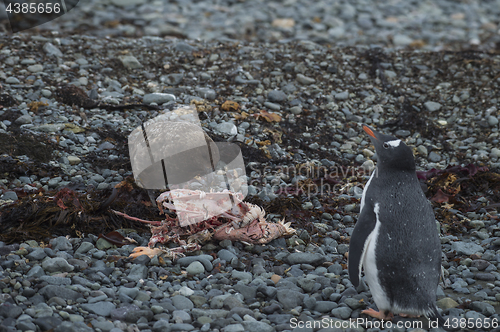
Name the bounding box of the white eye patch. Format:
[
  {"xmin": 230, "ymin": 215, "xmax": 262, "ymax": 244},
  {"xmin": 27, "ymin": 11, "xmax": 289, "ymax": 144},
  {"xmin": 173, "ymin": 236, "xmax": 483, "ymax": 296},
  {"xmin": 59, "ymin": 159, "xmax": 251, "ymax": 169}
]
[{"xmin": 385, "ymin": 139, "xmax": 401, "ymax": 147}]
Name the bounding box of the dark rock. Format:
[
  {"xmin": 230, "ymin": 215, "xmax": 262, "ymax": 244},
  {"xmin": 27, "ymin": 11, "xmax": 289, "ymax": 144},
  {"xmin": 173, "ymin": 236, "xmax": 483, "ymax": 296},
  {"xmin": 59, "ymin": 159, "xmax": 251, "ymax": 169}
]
[
  {"xmin": 125, "ymin": 309, "xmax": 154, "ymax": 323},
  {"xmin": 315, "ymin": 301, "xmax": 338, "ymax": 313},
  {"xmin": 17, "ymin": 320, "xmax": 37, "ymax": 331},
  {"xmin": 169, "ymin": 323, "xmax": 195, "ymax": 331},
  {"xmin": 470, "ymin": 301, "xmax": 495, "ymax": 316},
  {"xmin": 277, "ymin": 289, "xmax": 304, "ymax": 310},
  {"xmin": 178, "ymin": 255, "xmax": 213, "ymax": 272},
  {"xmin": 54, "ymin": 321, "xmax": 94, "ymax": 332},
  {"xmin": 26, "ymin": 248, "xmax": 47, "ymax": 261},
  {"xmin": 153, "ymin": 320, "xmax": 170, "ymax": 332},
  {"xmin": 172, "ymin": 295, "xmax": 194, "ymax": 310},
  {"xmin": 110, "ymin": 304, "xmax": 140, "ymax": 321},
  {"xmin": 262, "ymin": 303, "xmax": 282, "ymax": 315},
  {"xmin": 233, "ymin": 284, "xmax": 257, "ymax": 300},
  {"xmin": 285, "ymin": 253, "xmax": 326, "ymax": 266},
  {"xmin": 132, "ymin": 254, "xmax": 151, "ymax": 265},
  {"xmin": 475, "ymin": 273, "xmax": 495, "ymax": 281},
  {"xmin": 80, "ymin": 302, "xmax": 116, "ymax": 317},
  {"xmin": 267, "ymin": 90, "xmax": 288, "ymax": 103},
  {"xmin": 217, "ymin": 249, "xmax": 237, "ymax": 262},
  {"xmin": 0, "ymin": 303, "xmax": 22, "ymax": 318},
  {"xmin": 331, "ymin": 306, "xmax": 352, "ymax": 319},
  {"xmin": 49, "ymin": 236, "xmax": 73, "ymax": 251},
  {"xmin": 0, "ymin": 244, "xmax": 19, "ymax": 256},
  {"xmin": 34, "ymin": 316, "xmax": 63, "ymax": 331},
  {"xmin": 38, "ymin": 285, "xmax": 83, "ymax": 301},
  {"xmin": 229, "ymin": 307, "xmax": 254, "ymax": 319},
  {"xmin": 471, "ymin": 259, "xmax": 490, "ymax": 271},
  {"xmin": 223, "ymin": 296, "xmax": 244, "ymax": 310},
  {"xmin": 127, "ymin": 264, "xmax": 148, "ymax": 281}
]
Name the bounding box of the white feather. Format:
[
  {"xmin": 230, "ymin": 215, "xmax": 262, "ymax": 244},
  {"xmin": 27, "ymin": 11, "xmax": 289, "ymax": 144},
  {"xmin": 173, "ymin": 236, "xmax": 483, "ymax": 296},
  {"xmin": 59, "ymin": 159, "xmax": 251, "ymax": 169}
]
[
  {"xmin": 386, "ymin": 139, "xmax": 401, "ymax": 147},
  {"xmin": 361, "ymin": 202, "xmax": 391, "ymax": 311}
]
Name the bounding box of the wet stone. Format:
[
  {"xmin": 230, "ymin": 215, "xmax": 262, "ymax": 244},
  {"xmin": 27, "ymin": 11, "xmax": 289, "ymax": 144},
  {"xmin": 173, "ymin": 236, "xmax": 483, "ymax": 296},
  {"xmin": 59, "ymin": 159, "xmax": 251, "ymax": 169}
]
[
  {"xmin": 172, "ymin": 295, "xmax": 194, "ymax": 310},
  {"xmin": 277, "ymin": 289, "xmax": 304, "ymax": 310},
  {"xmin": 80, "ymin": 302, "xmax": 116, "ymax": 317},
  {"xmin": 42, "ymin": 257, "xmax": 74, "ymax": 273},
  {"xmin": 267, "ymin": 90, "xmax": 287, "ymax": 103}
]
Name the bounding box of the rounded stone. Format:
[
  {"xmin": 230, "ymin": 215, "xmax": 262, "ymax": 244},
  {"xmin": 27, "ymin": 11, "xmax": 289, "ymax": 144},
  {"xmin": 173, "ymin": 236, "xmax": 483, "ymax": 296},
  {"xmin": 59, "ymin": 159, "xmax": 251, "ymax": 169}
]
[
  {"xmin": 267, "ymin": 90, "xmax": 287, "ymax": 103},
  {"xmin": 186, "ymin": 261, "xmax": 205, "ymax": 275},
  {"xmin": 27, "ymin": 64, "xmax": 44, "ymax": 73}
]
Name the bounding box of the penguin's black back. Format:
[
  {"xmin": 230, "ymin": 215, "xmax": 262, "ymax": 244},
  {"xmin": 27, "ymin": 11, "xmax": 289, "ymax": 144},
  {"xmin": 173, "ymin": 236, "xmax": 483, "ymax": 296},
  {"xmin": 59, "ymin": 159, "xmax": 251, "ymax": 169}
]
[{"xmin": 367, "ymin": 168, "xmax": 441, "ymax": 313}]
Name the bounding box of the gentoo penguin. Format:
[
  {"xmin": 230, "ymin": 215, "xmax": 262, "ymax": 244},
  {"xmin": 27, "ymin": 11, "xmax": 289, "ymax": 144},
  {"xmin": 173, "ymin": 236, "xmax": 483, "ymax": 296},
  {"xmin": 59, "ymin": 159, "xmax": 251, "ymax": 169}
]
[{"xmin": 348, "ymin": 125, "xmax": 444, "ymax": 325}]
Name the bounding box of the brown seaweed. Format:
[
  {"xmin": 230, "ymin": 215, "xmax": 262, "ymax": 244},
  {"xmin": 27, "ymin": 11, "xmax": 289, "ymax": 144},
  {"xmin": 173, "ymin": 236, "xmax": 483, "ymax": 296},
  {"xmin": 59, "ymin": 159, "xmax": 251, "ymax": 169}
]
[{"xmin": 0, "ymin": 178, "xmax": 156, "ymax": 244}]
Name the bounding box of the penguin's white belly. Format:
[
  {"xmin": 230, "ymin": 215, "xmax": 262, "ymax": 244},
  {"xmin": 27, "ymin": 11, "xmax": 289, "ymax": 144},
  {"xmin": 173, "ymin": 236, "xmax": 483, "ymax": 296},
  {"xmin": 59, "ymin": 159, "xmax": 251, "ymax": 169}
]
[{"xmin": 362, "ymin": 206, "xmax": 391, "ymax": 311}]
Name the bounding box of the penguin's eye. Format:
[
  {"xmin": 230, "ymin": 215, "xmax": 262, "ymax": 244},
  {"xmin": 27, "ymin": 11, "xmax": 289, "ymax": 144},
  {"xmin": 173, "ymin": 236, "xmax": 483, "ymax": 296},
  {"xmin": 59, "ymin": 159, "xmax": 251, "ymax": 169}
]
[{"xmin": 383, "ymin": 142, "xmax": 390, "ymax": 149}]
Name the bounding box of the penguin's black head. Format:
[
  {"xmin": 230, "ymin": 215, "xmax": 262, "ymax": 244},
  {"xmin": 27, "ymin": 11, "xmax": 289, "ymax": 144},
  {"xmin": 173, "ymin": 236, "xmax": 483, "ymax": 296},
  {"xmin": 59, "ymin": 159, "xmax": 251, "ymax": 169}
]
[{"xmin": 363, "ymin": 125, "xmax": 415, "ymax": 171}]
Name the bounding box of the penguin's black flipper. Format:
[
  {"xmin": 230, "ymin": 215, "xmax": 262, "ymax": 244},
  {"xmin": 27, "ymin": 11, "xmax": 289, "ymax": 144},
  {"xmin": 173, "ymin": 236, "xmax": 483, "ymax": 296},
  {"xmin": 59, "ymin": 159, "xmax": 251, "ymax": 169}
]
[{"xmin": 348, "ymin": 202, "xmax": 377, "ymax": 287}]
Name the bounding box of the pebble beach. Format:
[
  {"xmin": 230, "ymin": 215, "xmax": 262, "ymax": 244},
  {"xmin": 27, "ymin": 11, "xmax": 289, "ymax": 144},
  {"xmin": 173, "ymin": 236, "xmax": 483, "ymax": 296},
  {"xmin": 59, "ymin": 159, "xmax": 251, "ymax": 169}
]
[{"xmin": 1, "ymin": 0, "xmax": 500, "ymax": 331}]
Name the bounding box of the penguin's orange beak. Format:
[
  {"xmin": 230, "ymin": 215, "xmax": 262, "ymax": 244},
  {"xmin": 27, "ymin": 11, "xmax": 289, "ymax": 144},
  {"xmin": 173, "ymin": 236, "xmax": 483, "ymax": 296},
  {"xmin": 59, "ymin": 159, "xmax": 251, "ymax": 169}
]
[{"xmin": 363, "ymin": 125, "xmax": 377, "ymax": 140}]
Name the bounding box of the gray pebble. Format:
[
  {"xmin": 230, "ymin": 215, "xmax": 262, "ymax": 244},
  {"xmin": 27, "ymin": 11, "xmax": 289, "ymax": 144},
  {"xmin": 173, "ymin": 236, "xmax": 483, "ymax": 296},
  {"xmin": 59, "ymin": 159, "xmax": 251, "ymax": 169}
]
[
  {"xmin": 315, "ymin": 301, "xmax": 338, "ymax": 313},
  {"xmin": 186, "ymin": 261, "xmax": 205, "ymax": 275},
  {"xmin": 26, "ymin": 248, "xmax": 47, "ymax": 260},
  {"xmin": 470, "ymin": 301, "xmax": 495, "ymax": 316},
  {"xmin": 335, "ymin": 91, "xmax": 349, "ymax": 100},
  {"xmin": 488, "ymin": 115, "xmax": 499, "ymax": 127},
  {"xmin": 172, "ymin": 310, "xmax": 191, "ymax": 323},
  {"xmin": 286, "ymin": 252, "xmax": 326, "ymax": 266},
  {"xmin": 231, "ymin": 270, "xmax": 252, "ymax": 283},
  {"xmin": 218, "ymin": 249, "xmax": 237, "ymax": 262},
  {"xmin": 38, "ymin": 285, "xmax": 83, "ymax": 301},
  {"xmin": 424, "ymin": 101, "xmax": 442, "ymax": 112},
  {"xmin": 162, "ymin": 73, "xmax": 184, "ymax": 86},
  {"xmin": 127, "ymin": 264, "xmax": 148, "ymax": 281},
  {"xmin": 174, "ymin": 42, "xmax": 197, "ymax": 53},
  {"xmin": 119, "ymin": 55, "xmax": 143, "ymax": 69},
  {"xmin": 0, "ymin": 191, "xmax": 18, "ymax": 201},
  {"xmin": 27, "ymin": 64, "xmax": 44, "ymax": 73},
  {"xmin": 172, "ymin": 295, "xmax": 194, "ymax": 310},
  {"xmin": 34, "ymin": 124, "xmax": 66, "ymax": 132},
  {"xmin": 395, "ymin": 129, "xmax": 411, "ymax": 137},
  {"xmin": 6, "ymin": 77, "xmax": 20, "ymax": 84},
  {"xmin": 54, "ymin": 321, "xmax": 94, "ymax": 332},
  {"xmin": 80, "ymin": 302, "xmax": 116, "ymax": 317},
  {"xmin": 451, "ymin": 241, "xmax": 484, "ymax": 255},
  {"xmin": 264, "ymin": 101, "xmax": 281, "ymax": 111},
  {"xmin": 75, "ymin": 242, "xmax": 94, "ymax": 254},
  {"xmin": 170, "ymin": 323, "xmax": 195, "ymax": 331},
  {"xmin": 330, "ymin": 306, "xmax": 352, "ymax": 319},
  {"xmin": 277, "ymin": 289, "xmax": 304, "ymax": 310},
  {"xmin": 43, "ymin": 42, "xmax": 63, "ymax": 57},
  {"xmin": 428, "ymin": 151, "xmax": 441, "ymax": 162},
  {"xmin": 27, "ymin": 265, "xmax": 45, "ymax": 278},
  {"xmin": 234, "ymin": 283, "xmax": 257, "ymax": 300},
  {"xmin": 152, "ymin": 320, "xmax": 170, "ymax": 332},
  {"xmin": 223, "ymin": 324, "xmax": 245, "ymax": 332},
  {"xmin": 241, "ymin": 321, "xmax": 274, "ymax": 332},
  {"xmin": 49, "ymin": 236, "xmax": 73, "ymax": 251},
  {"xmin": 143, "ymin": 93, "xmax": 176, "ymax": 104},
  {"xmin": 177, "ymin": 254, "xmax": 214, "ymax": 269},
  {"xmin": 296, "ymin": 74, "xmax": 315, "ymax": 85},
  {"xmin": 42, "ymin": 257, "xmax": 74, "ymax": 273},
  {"xmin": 267, "ymin": 90, "xmax": 287, "ymax": 103},
  {"xmin": 196, "ymin": 88, "xmax": 217, "ymax": 100},
  {"xmin": 216, "ymin": 122, "xmax": 237, "ymax": 135},
  {"xmin": 393, "ymin": 34, "xmax": 413, "ymax": 46}
]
